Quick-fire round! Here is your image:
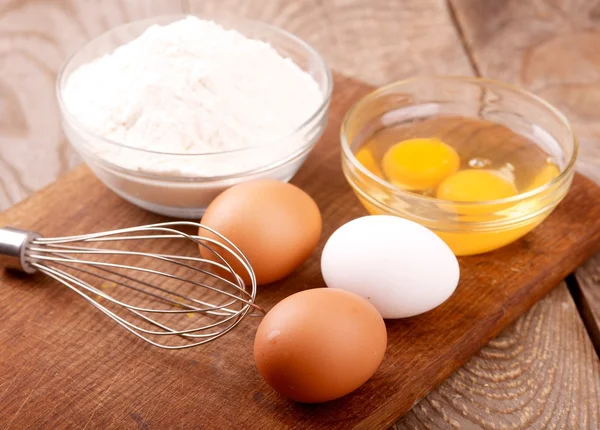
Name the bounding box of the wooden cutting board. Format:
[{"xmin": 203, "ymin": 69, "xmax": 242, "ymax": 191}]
[{"xmin": 1, "ymin": 74, "xmax": 600, "ymax": 430}]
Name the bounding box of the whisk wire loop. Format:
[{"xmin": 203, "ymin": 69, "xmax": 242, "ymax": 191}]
[{"xmin": 0, "ymin": 222, "xmax": 261, "ymax": 349}]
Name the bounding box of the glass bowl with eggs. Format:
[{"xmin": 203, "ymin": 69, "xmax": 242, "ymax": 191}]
[
  {"xmin": 341, "ymin": 76, "xmax": 577, "ymax": 256},
  {"xmin": 57, "ymin": 14, "xmax": 332, "ymax": 218}
]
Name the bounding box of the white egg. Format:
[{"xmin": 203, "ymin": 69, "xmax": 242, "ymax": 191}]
[{"xmin": 320, "ymin": 215, "xmax": 459, "ymax": 319}]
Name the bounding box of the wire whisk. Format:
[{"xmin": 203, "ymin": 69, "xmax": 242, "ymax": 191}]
[{"xmin": 0, "ymin": 222, "xmax": 262, "ymax": 349}]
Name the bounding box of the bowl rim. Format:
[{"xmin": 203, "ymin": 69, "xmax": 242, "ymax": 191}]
[
  {"xmin": 56, "ymin": 13, "xmax": 333, "ymax": 157},
  {"xmin": 340, "ymin": 75, "xmax": 579, "ymax": 207}
]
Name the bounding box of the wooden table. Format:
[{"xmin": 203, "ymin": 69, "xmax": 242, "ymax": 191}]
[{"xmin": 1, "ymin": 1, "xmax": 598, "ymax": 428}]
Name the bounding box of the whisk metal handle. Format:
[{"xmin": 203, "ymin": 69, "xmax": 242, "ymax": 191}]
[{"xmin": 0, "ymin": 227, "xmax": 41, "ymax": 274}]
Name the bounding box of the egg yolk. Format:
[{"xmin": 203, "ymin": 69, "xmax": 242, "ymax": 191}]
[
  {"xmin": 381, "ymin": 138, "xmax": 460, "ymax": 191},
  {"xmin": 355, "ymin": 146, "xmax": 383, "ymax": 177},
  {"xmin": 436, "ymin": 169, "xmax": 518, "ymax": 202},
  {"xmin": 528, "ymin": 163, "xmax": 560, "ymax": 190}
]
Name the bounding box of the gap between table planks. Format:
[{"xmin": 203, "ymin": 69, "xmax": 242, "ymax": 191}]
[
  {"xmin": 448, "ymin": 0, "xmax": 600, "ymax": 385},
  {"xmin": 1, "ymin": 0, "xmax": 600, "ymax": 428},
  {"xmin": 1, "ymin": 73, "xmax": 600, "ymax": 430}
]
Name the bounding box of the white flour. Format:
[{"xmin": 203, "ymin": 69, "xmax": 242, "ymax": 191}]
[{"xmin": 63, "ymin": 16, "xmax": 323, "ymax": 177}]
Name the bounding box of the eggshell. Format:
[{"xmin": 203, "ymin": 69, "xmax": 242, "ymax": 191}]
[
  {"xmin": 200, "ymin": 180, "xmax": 322, "ymax": 285},
  {"xmin": 321, "ymin": 215, "xmax": 459, "ymax": 318},
  {"xmin": 254, "ymin": 288, "xmax": 387, "ymax": 403}
]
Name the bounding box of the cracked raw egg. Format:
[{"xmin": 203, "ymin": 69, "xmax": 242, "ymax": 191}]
[
  {"xmin": 382, "ymin": 137, "xmax": 459, "ymax": 191},
  {"xmin": 436, "ymin": 169, "xmax": 518, "ymax": 202}
]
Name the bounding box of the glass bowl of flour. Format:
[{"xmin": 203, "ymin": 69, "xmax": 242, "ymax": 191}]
[{"xmin": 57, "ymin": 15, "xmax": 332, "ymax": 218}]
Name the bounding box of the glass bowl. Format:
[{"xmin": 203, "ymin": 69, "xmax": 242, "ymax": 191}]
[
  {"xmin": 57, "ymin": 14, "xmax": 332, "ymax": 218},
  {"xmin": 341, "ymin": 77, "xmax": 577, "ymax": 256}
]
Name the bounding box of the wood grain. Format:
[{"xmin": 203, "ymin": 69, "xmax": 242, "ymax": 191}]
[
  {"xmin": 186, "ymin": 0, "xmax": 473, "ymax": 85},
  {"xmin": 449, "ymin": 0, "xmax": 600, "ymax": 361},
  {"xmin": 1, "ymin": 74, "xmax": 600, "ymax": 430},
  {"xmin": 396, "ymin": 284, "xmax": 600, "ymax": 429},
  {"xmin": 575, "ymin": 255, "xmax": 600, "ymax": 352},
  {"xmin": 1, "ymin": 0, "xmax": 599, "ymax": 428},
  {"xmin": 448, "ymin": 0, "xmax": 600, "ymax": 183},
  {"xmin": 0, "ymin": 0, "xmax": 472, "ymax": 212},
  {"xmin": 0, "ymin": 0, "xmax": 186, "ymax": 211}
]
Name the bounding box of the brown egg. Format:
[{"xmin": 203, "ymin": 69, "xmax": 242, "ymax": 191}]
[
  {"xmin": 200, "ymin": 180, "xmax": 322, "ymax": 285},
  {"xmin": 254, "ymin": 288, "xmax": 387, "ymax": 403}
]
